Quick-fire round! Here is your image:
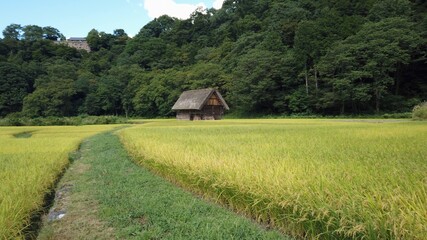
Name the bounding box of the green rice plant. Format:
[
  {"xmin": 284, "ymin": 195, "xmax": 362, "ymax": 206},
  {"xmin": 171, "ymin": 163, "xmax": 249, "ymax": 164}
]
[
  {"xmin": 0, "ymin": 125, "xmax": 117, "ymax": 239},
  {"xmin": 119, "ymin": 119, "xmax": 427, "ymax": 239}
]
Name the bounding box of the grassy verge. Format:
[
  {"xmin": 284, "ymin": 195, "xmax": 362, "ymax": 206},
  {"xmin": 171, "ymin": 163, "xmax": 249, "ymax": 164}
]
[{"xmin": 39, "ymin": 131, "xmax": 288, "ymax": 239}]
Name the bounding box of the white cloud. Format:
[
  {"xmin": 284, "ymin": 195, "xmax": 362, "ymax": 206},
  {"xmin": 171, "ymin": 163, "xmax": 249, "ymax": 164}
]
[
  {"xmin": 144, "ymin": 0, "xmax": 207, "ymax": 19},
  {"xmin": 212, "ymin": 0, "xmax": 225, "ymax": 9}
]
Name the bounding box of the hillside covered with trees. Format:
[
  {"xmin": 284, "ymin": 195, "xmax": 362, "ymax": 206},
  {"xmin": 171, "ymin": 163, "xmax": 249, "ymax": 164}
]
[{"xmin": 1, "ymin": 0, "xmax": 426, "ymax": 118}]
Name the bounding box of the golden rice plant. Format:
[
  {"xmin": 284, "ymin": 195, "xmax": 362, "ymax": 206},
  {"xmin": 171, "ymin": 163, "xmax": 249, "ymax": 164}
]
[
  {"xmin": 0, "ymin": 125, "xmax": 117, "ymax": 239},
  {"xmin": 119, "ymin": 119, "xmax": 427, "ymax": 239}
]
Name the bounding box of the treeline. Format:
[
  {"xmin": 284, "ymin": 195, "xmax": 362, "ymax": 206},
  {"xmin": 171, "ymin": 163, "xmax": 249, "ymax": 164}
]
[{"xmin": 1, "ymin": 0, "xmax": 426, "ymax": 118}]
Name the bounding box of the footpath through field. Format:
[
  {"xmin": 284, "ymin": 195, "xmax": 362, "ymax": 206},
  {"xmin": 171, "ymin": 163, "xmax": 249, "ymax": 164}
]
[{"xmin": 38, "ymin": 130, "xmax": 287, "ymax": 239}]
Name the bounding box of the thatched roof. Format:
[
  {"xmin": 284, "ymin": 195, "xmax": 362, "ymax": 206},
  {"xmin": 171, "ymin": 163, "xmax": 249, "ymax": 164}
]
[{"xmin": 172, "ymin": 88, "xmax": 229, "ymax": 111}]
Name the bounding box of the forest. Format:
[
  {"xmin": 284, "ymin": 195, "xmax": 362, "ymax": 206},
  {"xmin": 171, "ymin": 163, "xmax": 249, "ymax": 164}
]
[{"xmin": 0, "ymin": 0, "xmax": 426, "ymax": 118}]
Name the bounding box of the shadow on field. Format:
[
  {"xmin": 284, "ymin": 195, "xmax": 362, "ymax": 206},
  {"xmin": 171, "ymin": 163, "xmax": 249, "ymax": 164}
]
[{"xmin": 13, "ymin": 131, "xmax": 35, "ymax": 138}]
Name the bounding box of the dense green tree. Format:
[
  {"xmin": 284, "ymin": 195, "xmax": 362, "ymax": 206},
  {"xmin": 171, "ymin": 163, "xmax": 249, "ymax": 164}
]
[
  {"xmin": 319, "ymin": 17, "xmax": 424, "ymax": 113},
  {"xmin": 229, "ymin": 49, "xmax": 285, "ymax": 114},
  {"xmin": 22, "ymin": 25, "xmax": 44, "ymax": 41},
  {"xmin": 0, "ymin": 0, "xmax": 426, "ymax": 118},
  {"xmin": 86, "ymin": 29, "xmax": 101, "ymax": 51},
  {"xmin": 0, "ymin": 63, "xmax": 29, "ymax": 116},
  {"xmin": 294, "ymin": 8, "xmax": 364, "ymax": 95},
  {"xmin": 368, "ymin": 0, "xmax": 412, "ymax": 21},
  {"xmin": 124, "ymin": 36, "xmax": 170, "ymax": 69},
  {"xmin": 42, "ymin": 26, "xmax": 65, "ymax": 41},
  {"xmin": 2, "ymin": 24, "xmax": 22, "ymax": 40},
  {"xmin": 113, "ymin": 29, "xmax": 127, "ymax": 38},
  {"xmin": 112, "ymin": 29, "xmax": 129, "ymax": 45},
  {"xmin": 139, "ymin": 15, "xmax": 177, "ymax": 38},
  {"xmin": 81, "ymin": 48, "xmax": 114, "ymax": 75},
  {"xmin": 23, "ymin": 78, "xmax": 76, "ymax": 117},
  {"xmin": 131, "ymin": 69, "xmax": 186, "ymax": 117},
  {"xmin": 23, "ymin": 62, "xmax": 79, "ymax": 116},
  {"xmin": 263, "ymin": 1, "xmax": 309, "ymax": 47},
  {"xmin": 93, "ymin": 76, "xmax": 122, "ymax": 115},
  {"xmin": 186, "ymin": 63, "xmax": 230, "ymax": 91},
  {"xmin": 0, "ymin": 42, "xmax": 9, "ymax": 61}
]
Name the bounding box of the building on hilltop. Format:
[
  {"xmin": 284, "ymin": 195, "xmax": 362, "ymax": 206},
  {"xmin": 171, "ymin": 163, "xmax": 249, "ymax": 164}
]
[
  {"xmin": 172, "ymin": 88, "xmax": 229, "ymax": 120},
  {"xmin": 66, "ymin": 37, "xmax": 90, "ymax": 51},
  {"xmin": 55, "ymin": 37, "xmax": 90, "ymax": 52}
]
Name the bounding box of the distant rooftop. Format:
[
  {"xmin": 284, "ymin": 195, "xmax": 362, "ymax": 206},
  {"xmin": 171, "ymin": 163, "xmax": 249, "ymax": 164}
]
[
  {"xmin": 68, "ymin": 37, "xmax": 86, "ymax": 41},
  {"xmin": 172, "ymin": 88, "xmax": 229, "ymax": 111}
]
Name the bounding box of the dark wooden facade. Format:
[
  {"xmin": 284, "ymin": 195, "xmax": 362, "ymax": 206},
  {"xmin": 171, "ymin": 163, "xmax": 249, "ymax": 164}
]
[{"xmin": 172, "ymin": 89, "xmax": 229, "ymax": 120}]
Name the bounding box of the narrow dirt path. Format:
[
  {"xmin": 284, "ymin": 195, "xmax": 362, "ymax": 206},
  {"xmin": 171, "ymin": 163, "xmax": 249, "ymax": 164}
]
[
  {"xmin": 37, "ymin": 139, "xmax": 115, "ymax": 240},
  {"xmin": 38, "ymin": 131, "xmax": 288, "ymax": 239}
]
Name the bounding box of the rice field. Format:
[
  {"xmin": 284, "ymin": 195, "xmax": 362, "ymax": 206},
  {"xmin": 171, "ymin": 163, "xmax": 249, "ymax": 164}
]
[
  {"xmin": 0, "ymin": 125, "xmax": 118, "ymax": 239},
  {"xmin": 119, "ymin": 119, "xmax": 427, "ymax": 239}
]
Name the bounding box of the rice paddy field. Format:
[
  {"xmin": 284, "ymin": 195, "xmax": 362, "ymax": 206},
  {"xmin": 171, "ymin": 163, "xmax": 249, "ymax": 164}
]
[
  {"xmin": 0, "ymin": 125, "xmax": 117, "ymax": 239},
  {"xmin": 119, "ymin": 119, "xmax": 427, "ymax": 239}
]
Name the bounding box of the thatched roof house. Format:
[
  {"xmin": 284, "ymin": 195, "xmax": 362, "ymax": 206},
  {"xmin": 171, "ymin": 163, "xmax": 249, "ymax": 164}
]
[{"xmin": 172, "ymin": 88, "xmax": 229, "ymax": 120}]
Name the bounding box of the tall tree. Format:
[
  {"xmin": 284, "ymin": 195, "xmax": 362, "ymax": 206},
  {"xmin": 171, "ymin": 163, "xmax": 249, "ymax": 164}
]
[
  {"xmin": 86, "ymin": 29, "xmax": 101, "ymax": 51},
  {"xmin": 229, "ymin": 49, "xmax": 284, "ymax": 114},
  {"xmin": 294, "ymin": 8, "xmax": 364, "ymax": 95},
  {"xmin": 22, "ymin": 25, "xmax": 44, "ymax": 41},
  {"xmin": 138, "ymin": 15, "xmax": 177, "ymax": 38},
  {"xmin": 319, "ymin": 17, "xmax": 423, "ymax": 113},
  {"xmin": 23, "ymin": 62, "xmax": 79, "ymax": 116},
  {"xmin": 2, "ymin": 24, "xmax": 22, "ymax": 40},
  {"xmin": 42, "ymin": 26, "xmax": 65, "ymax": 41}
]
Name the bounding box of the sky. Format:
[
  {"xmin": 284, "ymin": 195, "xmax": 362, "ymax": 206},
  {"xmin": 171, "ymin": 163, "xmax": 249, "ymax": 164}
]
[{"xmin": 0, "ymin": 0, "xmax": 225, "ymax": 38}]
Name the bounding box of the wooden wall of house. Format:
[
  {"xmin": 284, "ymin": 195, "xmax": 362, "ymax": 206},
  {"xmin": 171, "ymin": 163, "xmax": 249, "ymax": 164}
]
[
  {"xmin": 207, "ymin": 92, "xmax": 221, "ymax": 106},
  {"xmin": 176, "ymin": 111, "xmax": 191, "ymax": 120},
  {"xmin": 201, "ymin": 105, "xmax": 224, "ymax": 120}
]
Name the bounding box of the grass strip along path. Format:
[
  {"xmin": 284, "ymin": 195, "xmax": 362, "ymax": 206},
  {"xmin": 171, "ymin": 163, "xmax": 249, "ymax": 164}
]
[{"xmin": 39, "ymin": 130, "xmax": 287, "ymax": 239}]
